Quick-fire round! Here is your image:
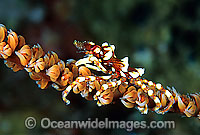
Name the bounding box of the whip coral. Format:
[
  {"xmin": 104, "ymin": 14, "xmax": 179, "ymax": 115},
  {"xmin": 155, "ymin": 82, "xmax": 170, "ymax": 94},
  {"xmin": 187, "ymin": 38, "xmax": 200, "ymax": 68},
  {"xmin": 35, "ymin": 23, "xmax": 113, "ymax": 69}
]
[{"xmin": 0, "ymin": 24, "xmax": 200, "ymax": 119}]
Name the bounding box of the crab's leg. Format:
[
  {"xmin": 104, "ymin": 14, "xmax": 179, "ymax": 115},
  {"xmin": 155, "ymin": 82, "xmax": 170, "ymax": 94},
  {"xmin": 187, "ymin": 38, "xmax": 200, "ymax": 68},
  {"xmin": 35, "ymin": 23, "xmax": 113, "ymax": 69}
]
[
  {"xmin": 75, "ymin": 55, "xmax": 107, "ymax": 73},
  {"xmin": 156, "ymin": 87, "xmax": 175, "ymax": 114},
  {"xmin": 62, "ymin": 75, "xmax": 112, "ymax": 105},
  {"xmin": 94, "ymin": 78, "xmax": 125, "ymax": 106},
  {"xmin": 147, "ymin": 89, "xmax": 162, "ymax": 112}
]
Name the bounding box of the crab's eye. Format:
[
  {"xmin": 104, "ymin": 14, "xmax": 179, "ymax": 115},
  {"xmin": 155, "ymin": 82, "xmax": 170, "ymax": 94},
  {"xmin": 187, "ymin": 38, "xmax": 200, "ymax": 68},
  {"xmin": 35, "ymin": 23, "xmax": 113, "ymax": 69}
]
[
  {"xmin": 88, "ymin": 41, "xmax": 95, "ymax": 46},
  {"xmin": 102, "ymin": 42, "xmax": 109, "ymax": 47}
]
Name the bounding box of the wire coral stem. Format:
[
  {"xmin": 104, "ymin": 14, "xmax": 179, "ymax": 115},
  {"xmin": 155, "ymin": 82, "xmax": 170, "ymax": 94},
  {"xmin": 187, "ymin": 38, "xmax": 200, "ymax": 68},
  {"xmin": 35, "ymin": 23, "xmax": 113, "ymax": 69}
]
[{"xmin": 0, "ymin": 24, "xmax": 199, "ymax": 120}]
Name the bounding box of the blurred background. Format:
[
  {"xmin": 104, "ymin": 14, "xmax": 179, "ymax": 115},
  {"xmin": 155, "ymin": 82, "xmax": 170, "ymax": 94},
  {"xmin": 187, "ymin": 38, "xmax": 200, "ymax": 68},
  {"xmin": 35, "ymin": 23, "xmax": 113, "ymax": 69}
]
[{"xmin": 0, "ymin": 0, "xmax": 200, "ymax": 134}]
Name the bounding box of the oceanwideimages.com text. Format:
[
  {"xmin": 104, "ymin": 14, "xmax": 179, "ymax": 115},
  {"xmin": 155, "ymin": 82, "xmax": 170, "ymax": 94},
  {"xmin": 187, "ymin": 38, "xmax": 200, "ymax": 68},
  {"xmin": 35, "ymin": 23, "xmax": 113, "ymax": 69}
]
[{"xmin": 25, "ymin": 117, "xmax": 175, "ymax": 131}]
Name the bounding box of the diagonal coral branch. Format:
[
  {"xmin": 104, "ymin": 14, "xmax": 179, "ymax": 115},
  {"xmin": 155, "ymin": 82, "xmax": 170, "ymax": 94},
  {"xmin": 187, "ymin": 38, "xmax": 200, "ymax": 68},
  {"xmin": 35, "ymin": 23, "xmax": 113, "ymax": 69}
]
[{"xmin": 0, "ymin": 24, "xmax": 199, "ymax": 120}]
